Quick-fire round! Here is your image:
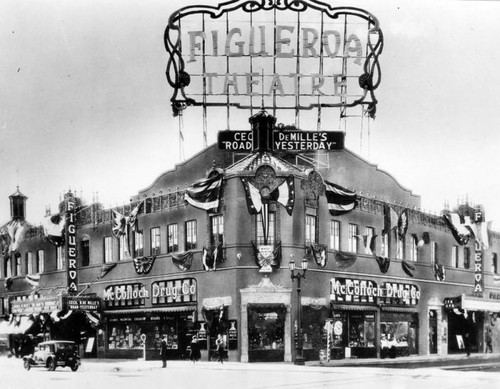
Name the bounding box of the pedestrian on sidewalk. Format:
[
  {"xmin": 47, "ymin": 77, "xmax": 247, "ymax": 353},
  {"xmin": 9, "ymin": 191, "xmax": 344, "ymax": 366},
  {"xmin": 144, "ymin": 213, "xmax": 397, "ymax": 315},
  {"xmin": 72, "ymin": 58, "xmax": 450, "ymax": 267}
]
[
  {"xmin": 190, "ymin": 335, "xmax": 201, "ymax": 364},
  {"xmin": 160, "ymin": 335, "xmax": 168, "ymax": 368},
  {"xmin": 464, "ymin": 332, "xmax": 471, "ymax": 357},
  {"xmin": 485, "ymin": 328, "xmax": 493, "ymax": 353},
  {"xmin": 216, "ymin": 334, "xmax": 225, "ymax": 364}
]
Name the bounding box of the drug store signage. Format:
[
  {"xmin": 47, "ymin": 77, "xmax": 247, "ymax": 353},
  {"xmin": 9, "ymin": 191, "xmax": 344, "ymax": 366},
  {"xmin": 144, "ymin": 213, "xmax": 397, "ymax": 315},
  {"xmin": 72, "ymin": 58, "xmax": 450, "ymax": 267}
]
[
  {"xmin": 151, "ymin": 278, "xmax": 197, "ymax": 305},
  {"xmin": 103, "ymin": 283, "xmax": 149, "ymax": 308},
  {"xmin": 330, "ymin": 278, "xmax": 420, "ymax": 306}
]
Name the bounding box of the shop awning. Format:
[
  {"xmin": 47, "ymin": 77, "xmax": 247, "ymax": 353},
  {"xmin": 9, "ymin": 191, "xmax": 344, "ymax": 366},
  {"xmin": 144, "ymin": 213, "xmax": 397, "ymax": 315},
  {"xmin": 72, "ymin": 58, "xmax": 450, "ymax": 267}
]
[
  {"xmin": 380, "ymin": 306, "xmax": 418, "ymax": 313},
  {"xmin": 0, "ymin": 317, "xmax": 35, "ymax": 335},
  {"xmin": 444, "ymin": 294, "xmax": 500, "ymax": 312},
  {"xmin": 104, "ymin": 306, "xmax": 196, "ymax": 315},
  {"xmin": 331, "ymin": 304, "xmax": 378, "ymax": 312}
]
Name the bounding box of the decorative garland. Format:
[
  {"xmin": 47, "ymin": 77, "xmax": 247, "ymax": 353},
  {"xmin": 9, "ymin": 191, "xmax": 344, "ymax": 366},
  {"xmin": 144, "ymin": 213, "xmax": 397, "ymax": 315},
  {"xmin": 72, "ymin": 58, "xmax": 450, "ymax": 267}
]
[
  {"xmin": 172, "ymin": 251, "xmax": 194, "ymax": 271},
  {"xmin": 374, "ymin": 255, "xmax": 390, "ymax": 273},
  {"xmin": 401, "ymin": 260, "xmax": 415, "ymax": 278},
  {"xmin": 306, "ymin": 244, "xmax": 327, "ymax": 268}
]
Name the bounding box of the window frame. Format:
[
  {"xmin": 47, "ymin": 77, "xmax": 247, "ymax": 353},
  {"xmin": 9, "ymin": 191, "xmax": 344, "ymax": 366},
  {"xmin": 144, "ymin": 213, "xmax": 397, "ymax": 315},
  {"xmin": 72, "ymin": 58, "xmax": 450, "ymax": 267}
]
[
  {"xmin": 167, "ymin": 223, "xmax": 179, "ymax": 253},
  {"xmin": 56, "ymin": 246, "xmax": 65, "ymax": 270},
  {"xmin": 185, "ymin": 220, "xmax": 197, "ymax": 251},
  {"xmin": 330, "ymin": 220, "xmax": 340, "ymax": 251},
  {"xmin": 37, "ymin": 250, "xmax": 45, "ymax": 273},
  {"xmin": 348, "ymin": 224, "xmax": 358, "ymax": 253},
  {"xmin": 210, "ymin": 215, "xmax": 224, "ymax": 247},
  {"xmin": 134, "ymin": 231, "xmax": 144, "ymax": 258},
  {"xmin": 150, "ymin": 227, "xmax": 161, "ymax": 256},
  {"xmin": 305, "ymin": 215, "xmax": 317, "ymax": 246},
  {"xmin": 104, "ymin": 236, "xmax": 113, "ymax": 263},
  {"xmin": 464, "ymin": 246, "xmax": 471, "ymax": 269}
]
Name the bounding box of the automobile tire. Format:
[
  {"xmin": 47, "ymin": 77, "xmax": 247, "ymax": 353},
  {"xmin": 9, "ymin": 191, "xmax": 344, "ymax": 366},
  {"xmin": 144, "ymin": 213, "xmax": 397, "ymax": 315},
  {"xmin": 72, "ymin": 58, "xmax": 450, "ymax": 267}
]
[
  {"xmin": 48, "ymin": 358, "xmax": 57, "ymax": 371},
  {"xmin": 24, "ymin": 359, "xmax": 31, "ymax": 371},
  {"xmin": 70, "ymin": 362, "xmax": 79, "ymax": 372}
]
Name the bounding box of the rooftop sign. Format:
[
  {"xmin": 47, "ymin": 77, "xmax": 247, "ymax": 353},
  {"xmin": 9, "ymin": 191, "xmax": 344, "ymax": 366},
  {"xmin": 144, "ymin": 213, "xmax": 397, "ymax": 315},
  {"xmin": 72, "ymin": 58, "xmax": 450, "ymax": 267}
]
[{"xmin": 165, "ymin": 0, "xmax": 383, "ymax": 116}]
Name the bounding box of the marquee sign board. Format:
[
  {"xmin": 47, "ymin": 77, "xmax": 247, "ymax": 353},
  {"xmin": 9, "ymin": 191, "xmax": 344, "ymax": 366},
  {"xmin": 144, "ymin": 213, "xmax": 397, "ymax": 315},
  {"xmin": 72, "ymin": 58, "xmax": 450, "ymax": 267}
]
[
  {"xmin": 218, "ymin": 129, "xmax": 344, "ymax": 151},
  {"xmin": 165, "ymin": 0, "xmax": 383, "ymax": 116}
]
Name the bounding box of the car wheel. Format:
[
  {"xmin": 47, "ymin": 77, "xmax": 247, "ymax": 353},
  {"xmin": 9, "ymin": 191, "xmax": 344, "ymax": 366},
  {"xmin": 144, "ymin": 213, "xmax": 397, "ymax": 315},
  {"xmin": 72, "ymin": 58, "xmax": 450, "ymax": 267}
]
[
  {"xmin": 24, "ymin": 359, "xmax": 31, "ymax": 371},
  {"xmin": 70, "ymin": 362, "xmax": 79, "ymax": 372},
  {"xmin": 48, "ymin": 358, "xmax": 57, "ymax": 371}
]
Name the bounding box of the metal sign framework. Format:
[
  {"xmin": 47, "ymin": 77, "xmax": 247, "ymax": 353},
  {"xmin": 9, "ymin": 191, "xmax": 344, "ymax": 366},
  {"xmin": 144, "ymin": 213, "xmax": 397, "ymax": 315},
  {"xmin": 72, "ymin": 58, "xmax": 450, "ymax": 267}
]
[{"xmin": 165, "ymin": 0, "xmax": 383, "ymax": 116}]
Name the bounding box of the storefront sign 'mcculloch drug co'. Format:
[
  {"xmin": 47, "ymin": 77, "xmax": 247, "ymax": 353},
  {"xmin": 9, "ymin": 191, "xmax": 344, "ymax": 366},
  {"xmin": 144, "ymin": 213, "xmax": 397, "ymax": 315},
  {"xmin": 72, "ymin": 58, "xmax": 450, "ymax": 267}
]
[{"xmin": 165, "ymin": 0, "xmax": 383, "ymax": 116}]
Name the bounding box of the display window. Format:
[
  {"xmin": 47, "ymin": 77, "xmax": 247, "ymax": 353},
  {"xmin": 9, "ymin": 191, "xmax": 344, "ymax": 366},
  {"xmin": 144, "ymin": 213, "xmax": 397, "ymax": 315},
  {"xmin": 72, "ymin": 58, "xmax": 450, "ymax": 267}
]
[
  {"xmin": 330, "ymin": 311, "xmax": 376, "ymax": 358},
  {"xmin": 247, "ymin": 305, "xmax": 285, "ymax": 362},
  {"xmin": 380, "ymin": 311, "xmax": 418, "ymax": 357},
  {"xmin": 301, "ymin": 306, "xmax": 329, "ymax": 358}
]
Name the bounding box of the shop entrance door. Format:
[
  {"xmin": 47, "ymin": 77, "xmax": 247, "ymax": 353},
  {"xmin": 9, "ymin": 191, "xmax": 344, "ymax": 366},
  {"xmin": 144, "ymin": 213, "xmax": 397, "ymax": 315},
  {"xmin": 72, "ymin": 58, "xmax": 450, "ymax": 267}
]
[
  {"xmin": 247, "ymin": 305, "xmax": 285, "ymax": 362},
  {"xmin": 429, "ymin": 310, "xmax": 438, "ymax": 354}
]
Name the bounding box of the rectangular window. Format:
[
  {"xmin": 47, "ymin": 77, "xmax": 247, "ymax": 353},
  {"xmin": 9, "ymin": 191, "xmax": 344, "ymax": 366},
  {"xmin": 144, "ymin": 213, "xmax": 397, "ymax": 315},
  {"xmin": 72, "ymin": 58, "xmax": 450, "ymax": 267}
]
[
  {"xmin": 16, "ymin": 255, "xmax": 22, "ymax": 276},
  {"xmin": 381, "ymin": 234, "xmax": 389, "ymax": 257},
  {"xmin": 330, "ymin": 220, "xmax": 340, "ymax": 251},
  {"xmin": 464, "ymin": 247, "xmax": 471, "ymax": 269},
  {"xmin": 56, "ymin": 246, "xmax": 65, "ymax": 270},
  {"xmin": 430, "ymin": 241, "xmax": 438, "ymax": 266},
  {"xmin": 167, "ymin": 224, "xmax": 178, "ymax": 253},
  {"xmin": 409, "ymin": 236, "xmax": 418, "ymax": 262},
  {"xmin": 348, "ymin": 224, "xmax": 358, "ymax": 253},
  {"xmin": 118, "ymin": 235, "xmax": 127, "ymax": 260},
  {"xmin": 185, "ymin": 220, "xmax": 197, "ymax": 250},
  {"xmin": 104, "ymin": 236, "xmax": 113, "ymax": 263},
  {"xmin": 37, "ymin": 250, "xmax": 44, "ymax": 273},
  {"xmin": 81, "ymin": 239, "xmax": 90, "ymax": 267},
  {"xmin": 27, "ymin": 252, "xmax": 33, "ymax": 274},
  {"xmin": 396, "ymin": 236, "xmax": 404, "ymax": 260},
  {"xmin": 452, "ymin": 246, "xmax": 459, "ymax": 268},
  {"xmin": 256, "ymin": 212, "xmax": 276, "ymax": 246},
  {"xmin": 134, "ymin": 232, "xmax": 144, "ymax": 258},
  {"xmin": 150, "ymin": 227, "xmax": 161, "ymax": 256},
  {"xmin": 493, "ymin": 253, "xmax": 498, "ymax": 274},
  {"xmin": 210, "ymin": 215, "xmax": 224, "ymax": 246},
  {"xmin": 305, "ymin": 215, "xmax": 317, "ymax": 245}
]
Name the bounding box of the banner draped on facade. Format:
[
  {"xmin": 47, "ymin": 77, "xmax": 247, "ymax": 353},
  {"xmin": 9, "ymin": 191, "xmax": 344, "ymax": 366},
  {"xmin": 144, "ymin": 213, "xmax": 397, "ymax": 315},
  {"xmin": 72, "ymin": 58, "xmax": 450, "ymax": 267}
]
[
  {"xmin": 185, "ymin": 170, "xmax": 223, "ymax": 212},
  {"xmin": 324, "ymin": 180, "xmax": 357, "ymax": 216},
  {"xmin": 172, "ymin": 251, "xmax": 194, "ymax": 271}
]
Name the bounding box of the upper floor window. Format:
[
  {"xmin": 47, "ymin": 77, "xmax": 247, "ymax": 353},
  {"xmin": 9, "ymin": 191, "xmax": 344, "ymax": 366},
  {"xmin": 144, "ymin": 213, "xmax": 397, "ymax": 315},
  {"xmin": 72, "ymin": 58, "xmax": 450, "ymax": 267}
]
[
  {"xmin": 348, "ymin": 224, "xmax": 358, "ymax": 253},
  {"xmin": 464, "ymin": 246, "xmax": 471, "ymax": 269},
  {"xmin": 104, "ymin": 236, "xmax": 113, "ymax": 263},
  {"xmin": 134, "ymin": 231, "xmax": 144, "ymax": 258},
  {"xmin": 167, "ymin": 224, "xmax": 178, "ymax": 253},
  {"xmin": 210, "ymin": 215, "xmax": 224, "ymax": 246},
  {"xmin": 330, "ymin": 220, "xmax": 340, "ymax": 251},
  {"xmin": 396, "ymin": 235, "xmax": 404, "ymax": 260},
  {"xmin": 37, "ymin": 250, "xmax": 45, "ymax": 273},
  {"xmin": 305, "ymin": 215, "xmax": 317, "ymax": 245},
  {"xmin": 150, "ymin": 227, "xmax": 161, "ymax": 256},
  {"xmin": 452, "ymin": 246, "xmax": 459, "ymax": 268},
  {"xmin": 381, "ymin": 234, "xmax": 389, "ymax": 258},
  {"xmin": 15, "ymin": 255, "xmax": 22, "ymax": 276},
  {"xmin": 4, "ymin": 257, "xmax": 12, "ymax": 278},
  {"xmin": 118, "ymin": 235, "xmax": 127, "ymax": 261},
  {"xmin": 27, "ymin": 252, "xmax": 34, "ymax": 274},
  {"xmin": 493, "ymin": 253, "xmax": 498, "ymax": 274},
  {"xmin": 256, "ymin": 212, "xmax": 276, "ymax": 246},
  {"xmin": 81, "ymin": 238, "xmax": 90, "ymax": 267},
  {"xmin": 409, "ymin": 235, "xmax": 418, "ymax": 262},
  {"xmin": 185, "ymin": 220, "xmax": 197, "ymax": 250},
  {"xmin": 430, "ymin": 241, "xmax": 438, "ymax": 266},
  {"xmin": 56, "ymin": 246, "xmax": 65, "ymax": 270}
]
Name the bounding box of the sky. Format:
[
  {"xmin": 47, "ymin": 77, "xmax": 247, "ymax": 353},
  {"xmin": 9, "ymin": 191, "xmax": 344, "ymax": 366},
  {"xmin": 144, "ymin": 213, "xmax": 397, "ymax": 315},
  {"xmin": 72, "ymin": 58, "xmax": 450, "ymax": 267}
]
[{"xmin": 1, "ymin": 0, "xmax": 500, "ymax": 229}]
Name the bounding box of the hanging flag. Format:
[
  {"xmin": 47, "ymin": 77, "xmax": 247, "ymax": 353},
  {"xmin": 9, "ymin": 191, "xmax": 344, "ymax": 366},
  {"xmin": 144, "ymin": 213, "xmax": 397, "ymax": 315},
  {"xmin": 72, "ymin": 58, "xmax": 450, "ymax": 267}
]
[
  {"xmin": 25, "ymin": 273, "xmax": 40, "ymax": 288},
  {"xmin": 110, "ymin": 202, "xmax": 143, "ymax": 256},
  {"xmin": 401, "ymin": 260, "xmax": 415, "ymax": 277},
  {"xmin": 241, "ymin": 178, "xmax": 262, "ymax": 214},
  {"xmin": 442, "ymin": 212, "xmax": 471, "ymax": 245},
  {"xmin": 324, "ymin": 180, "xmax": 357, "ymax": 216},
  {"xmin": 99, "ymin": 263, "xmax": 117, "ymax": 279},
  {"xmin": 5, "ymin": 220, "xmax": 28, "ymax": 252},
  {"xmin": 269, "ymin": 176, "xmax": 295, "ymax": 216},
  {"xmin": 356, "ymin": 234, "xmax": 377, "ymax": 255},
  {"xmin": 202, "ymin": 243, "xmax": 223, "ymax": 271},
  {"xmin": 382, "ymin": 205, "xmax": 398, "ymax": 236},
  {"xmin": 185, "ymin": 171, "xmax": 223, "ymax": 212},
  {"xmin": 434, "ymin": 263, "xmax": 446, "ymax": 281},
  {"xmin": 172, "ymin": 251, "xmax": 194, "ymax": 271},
  {"xmin": 127, "ymin": 202, "xmax": 144, "ymax": 233},
  {"xmin": 42, "ymin": 214, "xmax": 66, "ymax": 246},
  {"xmin": 397, "ymin": 209, "xmax": 409, "ymax": 238},
  {"xmin": 133, "ymin": 256, "xmax": 156, "ymax": 274},
  {"xmin": 251, "ymin": 241, "xmax": 282, "ymax": 271},
  {"xmin": 111, "ymin": 209, "xmax": 127, "ymax": 238},
  {"xmin": 309, "ymin": 244, "xmax": 327, "ymax": 267},
  {"xmin": 334, "ymin": 251, "xmax": 357, "ymax": 269}
]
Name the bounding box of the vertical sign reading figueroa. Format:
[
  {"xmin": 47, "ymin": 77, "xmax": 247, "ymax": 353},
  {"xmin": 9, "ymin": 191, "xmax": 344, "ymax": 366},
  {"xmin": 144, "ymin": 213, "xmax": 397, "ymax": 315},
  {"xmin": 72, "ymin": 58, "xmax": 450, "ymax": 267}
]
[{"xmin": 65, "ymin": 192, "xmax": 78, "ymax": 293}]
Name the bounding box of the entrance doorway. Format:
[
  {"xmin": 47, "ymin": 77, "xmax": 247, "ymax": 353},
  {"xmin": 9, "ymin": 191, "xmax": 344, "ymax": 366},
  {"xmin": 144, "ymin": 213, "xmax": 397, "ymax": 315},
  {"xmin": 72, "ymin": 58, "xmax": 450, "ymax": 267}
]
[
  {"xmin": 429, "ymin": 310, "xmax": 438, "ymax": 354},
  {"xmin": 247, "ymin": 305, "xmax": 285, "ymax": 362}
]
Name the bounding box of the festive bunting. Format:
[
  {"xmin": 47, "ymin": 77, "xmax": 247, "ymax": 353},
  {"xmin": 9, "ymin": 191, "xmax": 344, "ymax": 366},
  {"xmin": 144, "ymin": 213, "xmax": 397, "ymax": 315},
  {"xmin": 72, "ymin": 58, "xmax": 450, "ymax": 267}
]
[
  {"xmin": 1, "ymin": 220, "xmax": 28, "ymax": 253},
  {"xmin": 269, "ymin": 176, "xmax": 295, "ymax": 216},
  {"xmin": 334, "ymin": 251, "xmax": 357, "ymax": 269},
  {"xmin": 308, "ymin": 244, "xmax": 327, "ymax": 267},
  {"xmin": 251, "ymin": 241, "xmax": 282, "ymax": 271},
  {"xmin": 442, "ymin": 212, "xmax": 471, "ymax": 245},
  {"xmin": 172, "ymin": 251, "xmax": 194, "ymax": 271},
  {"xmin": 374, "ymin": 255, "xmax": 390, "ymax": 273},
  {"xmin": 4, "ymin": 277, "xmax": 13, "ymax": 290},
  {"xmin": 185, "ymin": 171, "xmax": 223, "ymax": 212},
  {"xmin": 99, "ymin": 263, "xmax": 117, "ymax": 279},
  {"xmin": 397, "ymin": 209, "xmax": 409, "ymax": 238},
  {"xmin": 25, "ymin": 273, "xmax": 40, "ymax": 288},
  {"xmin": 382, "ymin": 205, "xmax": 398, "ymax": 235},
  {"xmin": 133, "ymin": 256, "xmax": 156, "ymax": 274},
  {"xmin": 42, "ymin": 214, "xmax": 66, "ymax": 246},
  {"xmin": 434, "ymin": 263, "xmax": 446, "ymax": 281},
  {"xmin": 324, "ymin": 180, "xmax": 357, "ymax": 216},
  {"xmin": 401, "ymin": 260, "xmax": 415, "ymax": 277},
  {"xmin": 111, "ymin": 202, "xmax": 144, "ymax": 256},
  {"xmin": 202, "ymin": 243, "xmax": 224, "ymax": 271},
  {"xmin": 356, "ymin": 234, "xmax": 377, "ymax": 255}
]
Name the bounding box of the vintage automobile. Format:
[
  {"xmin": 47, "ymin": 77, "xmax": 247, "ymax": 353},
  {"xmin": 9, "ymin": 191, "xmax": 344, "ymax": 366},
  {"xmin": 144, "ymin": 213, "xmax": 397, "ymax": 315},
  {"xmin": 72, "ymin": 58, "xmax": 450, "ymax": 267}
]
[{"xmin": 23, "ymin": 340, "xmax": 80, "ymax": 371}]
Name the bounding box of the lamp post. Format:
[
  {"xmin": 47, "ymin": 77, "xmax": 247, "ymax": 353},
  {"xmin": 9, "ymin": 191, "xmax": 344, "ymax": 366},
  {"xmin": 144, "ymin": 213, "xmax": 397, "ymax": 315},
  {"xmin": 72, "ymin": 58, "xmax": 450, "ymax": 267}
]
[{"xmin": 289, "ymin": 257, "xmax": 308, "ymax": 365}]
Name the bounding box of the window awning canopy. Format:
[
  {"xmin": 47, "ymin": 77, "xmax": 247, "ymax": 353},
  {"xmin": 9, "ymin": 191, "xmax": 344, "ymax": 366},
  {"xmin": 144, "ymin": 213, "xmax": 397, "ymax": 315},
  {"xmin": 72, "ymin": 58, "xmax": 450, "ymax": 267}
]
[{"xmin": 444, "ymin": 294, "xmax": 500, "ymax": 312}]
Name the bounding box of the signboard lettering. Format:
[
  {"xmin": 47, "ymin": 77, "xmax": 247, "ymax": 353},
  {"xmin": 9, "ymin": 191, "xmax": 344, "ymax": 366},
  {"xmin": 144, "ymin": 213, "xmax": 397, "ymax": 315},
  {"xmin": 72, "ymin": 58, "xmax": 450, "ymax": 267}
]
[
  {"xmin": 65, "ymin": 193, "xmax": 78, "ymax": 293},
  {"xmin": 152, "ymin": 278, "xmax": 197, "ymax": 305},
  {"xmin": 104, "ymin": 283, "xmax": 148, "ymax": 308}
]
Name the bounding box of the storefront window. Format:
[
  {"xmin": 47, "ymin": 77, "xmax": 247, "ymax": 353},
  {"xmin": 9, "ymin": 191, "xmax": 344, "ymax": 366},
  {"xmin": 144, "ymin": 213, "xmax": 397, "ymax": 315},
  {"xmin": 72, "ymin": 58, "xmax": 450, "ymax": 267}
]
[
  {"xmin": 302, "ymin": 307, "xmax": 329, "ymax": 352},
  {"xmin": 247, "ymin": 306, "xmax": 285, "ymax": 362},
  {"xmin": 380, "ymin": 312, "xmax": 418, "ymax": 356}
]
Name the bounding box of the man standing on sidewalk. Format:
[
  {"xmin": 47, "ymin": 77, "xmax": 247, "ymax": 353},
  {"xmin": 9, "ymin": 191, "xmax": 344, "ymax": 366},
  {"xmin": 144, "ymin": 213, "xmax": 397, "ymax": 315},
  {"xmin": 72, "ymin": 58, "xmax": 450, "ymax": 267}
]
[
  {"xmin": 160, "ymin": 335, "xmax": 168, "ymax": 368},
  {"xmin": 464, "ymin": 332, "xmax": 471, "ymax": 357},
  {"xmin": 485, "ymin": 328, "xmax": 493, "ymax": 353}
]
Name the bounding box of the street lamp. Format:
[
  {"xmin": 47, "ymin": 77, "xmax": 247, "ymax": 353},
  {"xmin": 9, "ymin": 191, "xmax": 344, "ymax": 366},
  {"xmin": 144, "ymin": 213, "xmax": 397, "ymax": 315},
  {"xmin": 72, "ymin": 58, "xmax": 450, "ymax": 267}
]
[{"xmin": 289, "ymin": 257, "xmax": 308, "ymax": 365}]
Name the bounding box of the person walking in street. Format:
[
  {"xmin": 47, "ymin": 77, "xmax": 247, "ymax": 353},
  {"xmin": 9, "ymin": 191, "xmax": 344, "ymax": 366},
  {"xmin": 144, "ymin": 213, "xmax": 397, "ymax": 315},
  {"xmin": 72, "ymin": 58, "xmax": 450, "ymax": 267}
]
[
  {"xmin": 190, "ymin": 335, "xmax": 201, "ymax": 364},
  {"xmin": 160, "ymin": 335, "xmax": 168, "ymax": 368},
  {"xmin": 216, "ymin": 334, "xmax": 225, "ymax": 364}
]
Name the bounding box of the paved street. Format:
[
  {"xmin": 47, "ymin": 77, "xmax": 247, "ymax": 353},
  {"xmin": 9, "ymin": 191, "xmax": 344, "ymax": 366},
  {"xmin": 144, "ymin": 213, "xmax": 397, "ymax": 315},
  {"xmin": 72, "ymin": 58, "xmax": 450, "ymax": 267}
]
[{"xmin": 1, "ymin": 357, "xmax": 500, "ymax": 389}]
